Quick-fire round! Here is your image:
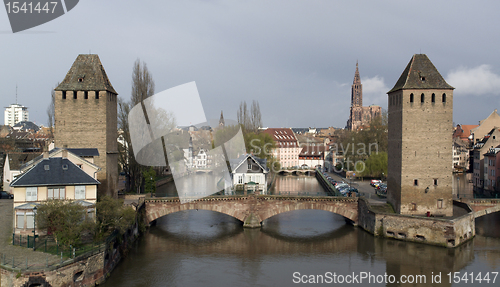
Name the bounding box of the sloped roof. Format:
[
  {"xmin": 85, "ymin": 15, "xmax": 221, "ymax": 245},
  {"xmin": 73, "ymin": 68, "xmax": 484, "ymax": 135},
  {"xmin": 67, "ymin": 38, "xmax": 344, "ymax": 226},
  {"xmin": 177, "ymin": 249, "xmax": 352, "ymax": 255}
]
[
  {"xmin": 7, "ymin": 152, "xmax": 41, "ymax": 170},
  {"xmin": 261, "ymin": 128, "xmax": 298, "ymax": 148},
  {"xmin": 13, "ymin": 121, "xmax": 39, "ymax": 132},
  {"xmin": 230, "ymin": 153, "xmax": 268, "ymax": 173},
  {"xmin": 55, "ymin": 54, "xmax": 117, "ymax": 94},
  {"xmin": 388, "ymin": 54, "xmax": 454, "ymax": 93},
  {"xmin": 11, "ymin": 157, "xmax": 100, "ymax": 187}
]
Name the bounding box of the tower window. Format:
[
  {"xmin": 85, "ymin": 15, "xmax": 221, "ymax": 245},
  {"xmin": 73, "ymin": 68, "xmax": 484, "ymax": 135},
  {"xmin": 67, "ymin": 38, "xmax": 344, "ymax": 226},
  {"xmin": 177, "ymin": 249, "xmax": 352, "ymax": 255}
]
[
  {"xmin": 437, "ymin": 199, "xmax": 443, "ymax": 209},
  {"xmin": 421, "ymin": 93, "xmax": 425, "ymax": 103},
  {"xmin": 62, "ymin": 91, "xmax": 66, "ymax": 99},
  {"xmin": 95, "ymin": 91, "xmax": 99, "ymax": 99},
  {"xmin": 78, "ymin": 78, "xmax": 84, "ymax": 82},
  {"xmin": 442, "ymin": 93, "xmax": 446, "ymax": 103},
  {"xmin": 431, "ymin": 93, "xmax": 435, "ymax": 103},
  {"xmin": 420, "ymin": 76, "xmax": 426, "ymax": 81},
  {"xmin": 414, "ymin": 179, "xmax": 419, "ymax": 186},
  {"xmin": 434, "ymin": 179, "xmax": 438, "ymax": 186},
  {"xmin": 410, "ymin": 93, "xmax": 414, "ymax": 103},
  {"xmin": 84, "ymin": 91, "xmax": 88, "ymax": 99},
  {"xmin": 73, "ymin": 91, "xmax": 77, "ymax": 99}
]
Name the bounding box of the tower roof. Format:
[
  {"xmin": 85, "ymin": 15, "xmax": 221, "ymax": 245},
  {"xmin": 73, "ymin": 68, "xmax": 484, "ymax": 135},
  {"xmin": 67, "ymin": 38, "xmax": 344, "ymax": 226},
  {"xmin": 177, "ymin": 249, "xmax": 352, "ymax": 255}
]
[
  {"xmin": 388, "ymin": 54, "xmax": 454, "ymax": 93},
  {"xmin": 353, "ymin": 61, "xmax": 361, "ymax": 85},
  {"xmin": 55, "ymin": 54, "xmax": 117, "ymax": 94}
]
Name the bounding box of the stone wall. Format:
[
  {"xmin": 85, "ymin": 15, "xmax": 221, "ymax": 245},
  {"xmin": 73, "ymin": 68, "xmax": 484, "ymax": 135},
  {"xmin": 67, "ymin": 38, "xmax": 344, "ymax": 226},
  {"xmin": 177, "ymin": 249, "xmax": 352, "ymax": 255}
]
[{"xmin": 358, "ymin": 198, "xmax": 475, "ymax": 248}]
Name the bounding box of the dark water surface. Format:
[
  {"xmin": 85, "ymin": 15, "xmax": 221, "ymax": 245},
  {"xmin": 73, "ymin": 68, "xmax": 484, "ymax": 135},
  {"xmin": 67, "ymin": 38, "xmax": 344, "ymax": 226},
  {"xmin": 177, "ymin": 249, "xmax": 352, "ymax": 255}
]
[{"xmin": 102, "ymin": 176, "xmax": 500, "ymax": 287}]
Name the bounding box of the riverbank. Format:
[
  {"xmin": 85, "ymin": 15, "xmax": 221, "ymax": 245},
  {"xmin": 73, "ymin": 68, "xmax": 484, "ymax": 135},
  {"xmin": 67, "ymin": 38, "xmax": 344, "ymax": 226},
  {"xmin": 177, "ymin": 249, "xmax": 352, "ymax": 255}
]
[{"xmin": 0, "ymin": 199, "xmax": 145, "ymax": 287}]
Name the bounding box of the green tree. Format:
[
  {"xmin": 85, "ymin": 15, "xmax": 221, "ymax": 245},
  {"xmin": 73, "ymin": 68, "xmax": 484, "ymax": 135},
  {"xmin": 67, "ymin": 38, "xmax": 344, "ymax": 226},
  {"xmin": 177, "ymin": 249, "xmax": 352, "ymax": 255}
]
[
  {"xmin": 36, "ymin": 200, "xmax": 94, "ymax": 247},
  {"xmin": 143, "ymin": 167, "xmax": 156, "ymax": 196},
  {"xmin": 360, "ymin": 151, "xmax": 388, "ymax": 178},
  {"xmin": 94, "ymin": 196, "xmax": 136, "ymax": 240}
]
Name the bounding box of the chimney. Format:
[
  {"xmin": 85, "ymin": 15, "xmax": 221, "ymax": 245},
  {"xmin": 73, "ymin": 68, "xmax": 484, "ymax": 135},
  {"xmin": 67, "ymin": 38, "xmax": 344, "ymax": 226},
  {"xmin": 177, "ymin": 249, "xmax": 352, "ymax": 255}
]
[
  {"xmin": 62, "ymin": 145, "xmax": 68, "ymax": 159},
  {"xmin": 43, "ymin": 146, "xmax": 49, "ymax": 159}
]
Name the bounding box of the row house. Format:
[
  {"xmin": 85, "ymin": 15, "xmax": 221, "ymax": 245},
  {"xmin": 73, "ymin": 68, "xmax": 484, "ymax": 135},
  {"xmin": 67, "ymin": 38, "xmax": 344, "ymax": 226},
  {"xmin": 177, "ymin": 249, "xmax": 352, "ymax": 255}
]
[
  {"xmin": 472, "ymin": 128, "xmax": 500, "ymax": 193},
  {"xmin": 298, "ymin": 144, "xmax": 327, "ymax": 168},
  {"xmin": 261, "ymin": 128, "xmax": 300, "ymax": 168},
  {"xmin": 483, "ymin": 147, "xmax": 500, "ymax": 193}
]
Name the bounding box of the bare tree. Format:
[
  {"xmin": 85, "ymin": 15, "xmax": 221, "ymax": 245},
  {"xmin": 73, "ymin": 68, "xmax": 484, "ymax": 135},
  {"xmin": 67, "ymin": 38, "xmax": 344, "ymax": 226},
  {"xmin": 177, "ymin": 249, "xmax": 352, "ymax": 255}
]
[
  {"xmin": 237, "ymin": 100, "xmax": 262, "ymax": 132},
  {"xmin": 118, "ymin": 59, "xmax": 156, "ymax": 193},
  {"xmin": 131, "ymin": 59, "xmax": 155, "ymax": 105},
  {"xmin": 46, "ymin": 83, "xmax": 58, "ymax": 139}
]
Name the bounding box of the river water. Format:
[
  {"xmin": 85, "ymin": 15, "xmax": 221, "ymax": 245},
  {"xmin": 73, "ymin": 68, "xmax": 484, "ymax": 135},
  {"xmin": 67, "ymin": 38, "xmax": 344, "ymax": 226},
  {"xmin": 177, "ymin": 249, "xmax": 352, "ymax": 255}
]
[{"xmin": 102, "ymin": 175, "xmax": 500, "ymax": 287}]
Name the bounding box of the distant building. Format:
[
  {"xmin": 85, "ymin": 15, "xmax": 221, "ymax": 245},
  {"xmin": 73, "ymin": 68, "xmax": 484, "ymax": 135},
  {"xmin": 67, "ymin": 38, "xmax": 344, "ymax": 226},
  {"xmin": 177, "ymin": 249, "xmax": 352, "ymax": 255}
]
[
  {"xmin": 470, "ymin": 109, "xmax": 500, "ymax": 143},
  {"xmin": 261, "ymin": 128, "xmax": 300, "ymax": 168},
  {"xmin": 387, "ymin": 54, "xmax": 454, "ymax": 216},
  {"xmin": 483, "ymin": 146, "xmax": 500, "ymax": 194},
  {"xmin": 4, "ymin": 103, "xmax": 28, "ymax": 126},
  {"xmin": 346, "ymin": 62, "xmax": 382, "ymax": 130},
  {"xmin": 472, "ymin": 128, "xmax": 500, "ymax": 193}
]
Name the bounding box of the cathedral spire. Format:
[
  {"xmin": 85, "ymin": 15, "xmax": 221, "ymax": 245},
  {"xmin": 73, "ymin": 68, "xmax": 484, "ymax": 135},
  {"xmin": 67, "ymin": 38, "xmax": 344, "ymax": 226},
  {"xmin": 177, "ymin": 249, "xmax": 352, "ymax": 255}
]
[
  {"xmin": 219, "ymin": 110, "xmax": 225, "ymax": 127},
  {"xmin": 351, "ymin": 61, "xmax": 362, "ymax": 107}
]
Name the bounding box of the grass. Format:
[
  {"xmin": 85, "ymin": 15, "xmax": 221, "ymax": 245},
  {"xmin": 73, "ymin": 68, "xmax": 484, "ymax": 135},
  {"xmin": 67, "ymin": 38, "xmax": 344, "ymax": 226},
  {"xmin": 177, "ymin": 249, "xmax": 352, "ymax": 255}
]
[{"xmin": 370, "ymin": 203, "xmax": 395, "ymax": 214}]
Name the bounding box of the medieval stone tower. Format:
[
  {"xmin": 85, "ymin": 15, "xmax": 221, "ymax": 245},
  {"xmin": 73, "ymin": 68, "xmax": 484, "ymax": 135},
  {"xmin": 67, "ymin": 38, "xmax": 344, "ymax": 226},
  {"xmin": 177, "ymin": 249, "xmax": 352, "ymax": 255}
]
[
  {"xmin": 387, "ymin": 54, "xmax": 454, "ymax": 216},
  {"xmin": 54, "ymin": 54, "xmax": 118, "ymax": 198}
]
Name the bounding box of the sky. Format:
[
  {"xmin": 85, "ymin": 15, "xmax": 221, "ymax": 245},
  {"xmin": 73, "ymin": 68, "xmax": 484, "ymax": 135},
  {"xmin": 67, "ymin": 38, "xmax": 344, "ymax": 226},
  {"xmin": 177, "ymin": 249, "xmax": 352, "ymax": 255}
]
[{"xmin": 1, "ymin": 0, "xmax": 500, "ymax": 129}]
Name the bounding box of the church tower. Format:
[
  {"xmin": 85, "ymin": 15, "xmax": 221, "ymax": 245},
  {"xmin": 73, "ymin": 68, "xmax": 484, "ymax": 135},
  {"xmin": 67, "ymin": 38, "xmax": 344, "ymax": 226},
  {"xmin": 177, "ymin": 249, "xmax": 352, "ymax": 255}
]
[
  {"xmin": 347, "ymin": 62, "xmax": 368, "ymax": 130},
  {"xmin": 54, "ymin": 54, "xmax": 118, "ymax": 198},
  {"xmin": 351, "ymin": 62, "xmax": 362, "ymax": 107},
  {"xmin": 387, "ymin": 54, "xmax": 454, "ymax": 216},
  {"xmin": 219, "ymin": 110, "xmax": 225, "ymax": 128}
]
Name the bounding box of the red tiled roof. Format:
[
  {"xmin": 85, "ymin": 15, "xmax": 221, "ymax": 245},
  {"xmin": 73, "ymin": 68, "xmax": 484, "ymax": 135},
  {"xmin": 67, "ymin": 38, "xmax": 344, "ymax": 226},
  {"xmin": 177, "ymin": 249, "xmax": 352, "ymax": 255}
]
[{"xmin": 261, "ymin": 128, "xmax": 298, "ymax": 148}]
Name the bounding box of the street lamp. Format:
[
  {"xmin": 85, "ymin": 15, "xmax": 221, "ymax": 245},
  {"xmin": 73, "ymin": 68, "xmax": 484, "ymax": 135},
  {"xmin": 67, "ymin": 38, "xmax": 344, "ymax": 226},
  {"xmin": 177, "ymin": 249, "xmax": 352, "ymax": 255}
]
[{"xmin": 32, "ymin": 205, "xmax": 37, "ymax": 251}]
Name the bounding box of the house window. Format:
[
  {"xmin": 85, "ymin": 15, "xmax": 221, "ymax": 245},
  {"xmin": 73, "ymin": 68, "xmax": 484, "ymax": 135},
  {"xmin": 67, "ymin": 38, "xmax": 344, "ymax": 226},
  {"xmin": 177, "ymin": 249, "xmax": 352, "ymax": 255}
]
[
  {"xmin": 26, "ymin": 187, "xmax": 38, "ymax": 202},
  {"xmin": 238, "ymin": 176, "xmax": 243, "ymax": 184},
  {"xmin": 410, "ymin": 93, "xmax": 414, "ymax": 103},
  {"xmin": 442, "ymin": 93, "xmax": 446, "ymax": 103},
  {"xmin": 48, "ymin": 186, "xmax": 66, "ymax": 200},
  {"xmin": 248, "ymin": 163, "xmax": 252, "ymax": 170},
  {"xmin": 26, "ymin": 213, "xmax": 34, "ymax": 229},
  {"xmin": 75, "ymin": 185, "xmax": 86, "ymax": 200},
  {"xmin": 414, "ymin": 179, "xmax": 419, "ymax": 186},
  {"xmin": 16, "ymin": 212, "xmax": 25, "ymax": 229}
]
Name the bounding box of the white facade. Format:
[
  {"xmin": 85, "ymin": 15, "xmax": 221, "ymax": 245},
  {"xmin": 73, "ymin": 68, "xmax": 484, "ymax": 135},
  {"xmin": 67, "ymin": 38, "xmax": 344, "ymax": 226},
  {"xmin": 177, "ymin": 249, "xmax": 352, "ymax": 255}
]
[{"xmin": 4, "ymin": 103, "xmax": 28, "ymax": 126}]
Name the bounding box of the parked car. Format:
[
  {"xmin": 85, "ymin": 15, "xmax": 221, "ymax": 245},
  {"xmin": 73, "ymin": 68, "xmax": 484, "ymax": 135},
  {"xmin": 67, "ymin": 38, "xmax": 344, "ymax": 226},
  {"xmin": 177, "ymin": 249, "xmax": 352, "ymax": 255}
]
[
  {"xmin": 370, "ymin": 179, "xmax": 382, "ymax": 187},
  {"xmin": 341, "ymin": 187, "xmax": 359, "ymax": 196},
  {"xmin": 377, "ymin": 183, "xmax": 387, "ymax": 190},
  {"xmin": 0, "ymin": 191, "xmax": 13, "ymax": 199}
]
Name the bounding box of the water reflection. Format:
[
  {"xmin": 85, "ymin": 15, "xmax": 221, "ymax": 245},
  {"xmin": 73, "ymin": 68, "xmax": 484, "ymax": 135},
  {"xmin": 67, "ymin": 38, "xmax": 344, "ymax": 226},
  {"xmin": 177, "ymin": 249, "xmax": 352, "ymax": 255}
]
[{"xmin": 102, "ymin": 208, "xmax": 500, "ymax": 287}]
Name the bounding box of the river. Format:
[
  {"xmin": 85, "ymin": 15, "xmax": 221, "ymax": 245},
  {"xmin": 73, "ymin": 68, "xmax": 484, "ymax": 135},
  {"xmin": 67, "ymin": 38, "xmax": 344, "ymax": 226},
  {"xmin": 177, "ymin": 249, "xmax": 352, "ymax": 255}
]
[{"xmin": 102, "ymin": 175, "xmax": 500, "ymax": 286}]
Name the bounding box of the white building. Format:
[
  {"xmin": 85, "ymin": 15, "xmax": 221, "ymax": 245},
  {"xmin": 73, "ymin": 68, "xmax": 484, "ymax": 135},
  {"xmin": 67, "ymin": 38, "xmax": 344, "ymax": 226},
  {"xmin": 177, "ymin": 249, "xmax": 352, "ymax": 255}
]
[
  {"xmin": 261, "ymin": 128, "xmax": 300, "ymax": 168},
  {"xmin": 4, "ymin": 103, "xmax": 29, "ymax": 126}
]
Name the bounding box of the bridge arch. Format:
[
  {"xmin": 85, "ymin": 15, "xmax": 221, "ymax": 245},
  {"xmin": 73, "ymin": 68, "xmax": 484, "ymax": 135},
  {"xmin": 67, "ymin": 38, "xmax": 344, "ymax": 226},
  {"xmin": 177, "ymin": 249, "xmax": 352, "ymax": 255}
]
[{"xmin": 145, "ymin": 195, "xmax": 358, "ymax": 228}]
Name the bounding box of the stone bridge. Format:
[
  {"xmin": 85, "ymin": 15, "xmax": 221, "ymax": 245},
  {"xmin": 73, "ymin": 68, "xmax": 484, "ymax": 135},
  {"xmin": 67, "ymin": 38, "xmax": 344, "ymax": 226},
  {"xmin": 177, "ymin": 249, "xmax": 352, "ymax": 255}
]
[
  {"xmin": 278, "ymin": 169, "xmax": 316, "ymax": 176},
  {"xmin": 464, "ymin": 199, "xmax": 500, "ymax": 218},
  {"xmin": 145, "ymin": 194, "xmax": 358, "ymax": 228}
]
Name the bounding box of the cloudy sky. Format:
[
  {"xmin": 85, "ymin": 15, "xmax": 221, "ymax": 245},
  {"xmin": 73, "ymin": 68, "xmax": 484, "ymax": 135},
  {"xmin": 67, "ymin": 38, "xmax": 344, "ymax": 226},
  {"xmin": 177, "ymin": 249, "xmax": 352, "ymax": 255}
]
[{"xmin": 1, "ymin": 0, "xmax": 500, "ymax": 129}]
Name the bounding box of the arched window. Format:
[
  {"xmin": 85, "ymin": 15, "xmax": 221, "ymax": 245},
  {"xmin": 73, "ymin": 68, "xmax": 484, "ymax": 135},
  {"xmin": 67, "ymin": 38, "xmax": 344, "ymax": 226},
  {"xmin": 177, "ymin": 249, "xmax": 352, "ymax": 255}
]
[
  {"xmin": 410, "ymin": 93, "xmax": 414, "ymax": 103},
  {"xmin": 442, "ymin": 93, "xmax": 446, "ymax": 103},
  {"xmin": 421, "ymin": 93, "xmax": 425, "ymax": 103},
  {"xmin": 431, "ymin": 93, "xmax": 435, "ymax": 103}
]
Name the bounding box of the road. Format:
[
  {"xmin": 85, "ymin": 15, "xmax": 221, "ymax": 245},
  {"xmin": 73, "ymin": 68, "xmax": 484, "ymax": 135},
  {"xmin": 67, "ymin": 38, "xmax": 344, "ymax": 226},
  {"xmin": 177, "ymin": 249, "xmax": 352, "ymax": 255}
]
[{"xmin": 323, "ymin": 171, "xmax": 387, "ymax": 205}]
